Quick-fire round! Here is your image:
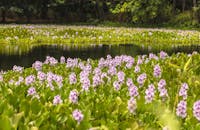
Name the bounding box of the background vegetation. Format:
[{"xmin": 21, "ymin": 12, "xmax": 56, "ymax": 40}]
[{"xmin": 0, "ymin": 0, "xmax": 200, "ymax": 27}]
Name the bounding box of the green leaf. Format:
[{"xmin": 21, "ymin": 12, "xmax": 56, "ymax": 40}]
[{"xmin": 0, "ymin": 115, "xmax": 12, "ymax": 130}]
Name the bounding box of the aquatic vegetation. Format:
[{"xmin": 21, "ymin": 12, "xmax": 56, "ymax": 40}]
[
  {"xmin": 0, "ymin": 25, "xmax": 200, "ymax": 47},
  {"xmin": 1, "ymin": 51, "xmax": 200, "ymax": 129}
]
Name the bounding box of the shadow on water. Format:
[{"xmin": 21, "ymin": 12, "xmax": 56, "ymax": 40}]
[{"xmin": 0, "ymin": 44, "xmax": 200, "ymax": 70}]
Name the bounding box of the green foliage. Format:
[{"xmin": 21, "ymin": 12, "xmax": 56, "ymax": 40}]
[
  {"xmin": 0, "ymin": 25, "xmax": 200, "ymax": 49},
  {"xmin": 1, "ymin": 52, "xmax": 200, "ymax": 129}
]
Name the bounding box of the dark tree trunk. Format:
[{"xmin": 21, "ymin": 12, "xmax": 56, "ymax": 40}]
[
  {"xmin": 173, "ymin": 0, "xmax": 176, "ymax": 14},
  {"xmin": 41, "ymin": 0, "xmax": 49, "ymax": 19},
  {"xmin": 1, "ymin": 9, "xmax": 6, "ymax": 23},
  {"xmin": 193, "ymin": 0, "xmax": 197, "ymax": 7},
  {"xmin": 182, "ymin": 0, "xmax": 185, "ymax": 12}
]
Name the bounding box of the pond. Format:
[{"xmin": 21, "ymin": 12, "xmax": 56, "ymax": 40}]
[{"xmin": 0, "ymin": 44, "xmax": 200, "ymax": 70}]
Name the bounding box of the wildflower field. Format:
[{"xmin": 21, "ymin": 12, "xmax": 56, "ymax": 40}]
[
  {"xmin": 0, "ymin": 25, "xmax": 200, "ymax": 46},
  {"xmin": 1, "ymin": 51, "xmax": 200, "ymax": 130}
]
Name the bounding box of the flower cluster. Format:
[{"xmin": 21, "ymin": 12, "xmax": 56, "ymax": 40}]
[
  {"xmin": 153, "ymin": 64, "xmax": 161, "ymax": 78},
  {"xmin": 69, "ymin": 89, "xmax": 79, "ymax": 104},
  {"xmin": 158, "ymin": 79, "xmax": 168, "ymax": 98},
  {"xmin": 179, "ymin": 83, "xmax": 189, "ymax": 100},
  {"xmin": 176, "ymin": 100, "xmax": 187, "ymax": 118},
  {"xmin": 137, "ymin": 73, "xmax": 147, "ymax": 86},
  {"xmin": 127, "ymin": 97, "xmax": 137, "ymax": 114},
  {"xmin": 145, "ymin": 84, "xmax": 155, "ymax": 103},
  {"xmin": 25, "ymin": 75, "xmax": 35, "ymax": 85},
  {"xmin": 193, "ymin": 100, "xmax": 200, "ymax": 121},
  {"xmin": 13, "ymin": 65, "xmax": 23, "ymax": 73},
  {"xmin": 72, "ymin": 109, "xmax": 84, "ymax": 124},
  {"xmin": 32, "ymin": 61, "xmax": 43, "ymax": 71},
  {"xmin": 53, "ymin": 95, "xmax": 63, "ymax": 105},
  {"xmin": 69, "ymin": 72, "xmax": 77, "ymax": 85}
]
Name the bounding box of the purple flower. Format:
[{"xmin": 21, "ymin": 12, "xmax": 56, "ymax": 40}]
[
  {"xmin": 193, "ymin": 100, "xmax": 200, "ymax": 121},
  {"xmin": 127, "ymin": 97, "xmax": 137, "ymax": 113},
  {"xmin": 113, "ymin": 80, "xmax": 121, "ymax": 91},
  {"xmin": 72, "ymin": 109, "xmax": 84, "ymax": 124},
  {"xmin": 27, "ymin": 87, "xmax": 36, "ymax": 96},
  {"xmin": 69, "ymin": 72, "xmax": 77, "ymax": 85},
  {"xmin": 32, "ymin": 61, "xmax": 43, "ymax": 71},
  {"xmin": 145, "ymin": 84, "xmax": 155, "ymax": 103},
  {"xmin": 129, "ymin": 85, "xmax": 139, "ymax": 97},
  {"xmin": 126, "ymin": 78, "xmax": 133, "ymax": 88},
  {"xmin": 44, "ymin": 56, "xmax": 58, "ymax": 66},
  {"xmin": 153, "ymin": 64, "xmax": 162, "ymax": 78},
  {"xmin": 108, "ymin": 66, "xmax": 117, "ymax": 76},
  {"xmin": 69, "ymin": 90, "xmax": 79, "ymax": 104},
  {"xmin": 158, "ymin": 79, "xmax": 168, "ymax": 98},
  {"xmin": 158, "ymin": 79, "xmax": 166, "ymax": 88},
  {"xmin": 13, "ymin": 65, "xmax": 23, "ymax": 73},
  {"xmin": 179, "ymin": 83, "xmax": 189, "ymax": 100},
  {"xmin": 60, "ymin": 56, "xmax": 65, "ymax": 63},
  {"xmin": 176, "ymin": 100, "xmax": 187, "ymax": 118},
  {"xmin": 92, "ymin": 74, "xmax": 102, "ymax": 87},
  {"xmin": 160, "ymin": 51, "xmax": 168, "ymax": 59},
  {"xmin": 37, "ymin": 71, "xmax": 46, "ymax": 81},
  {"xmin": 25, "ymin": 75, "xmax": 35, "ymax": 85},
  {"xmin": 134, "ymin": 65, "xmax": 140, "ymax": 73},
  {"xmin": 137, "ymin": 73, "xmax": 147, "ymax": 86},
  {"xmin": 53, "ymin": 95, "xmax": 63, "ymax": 105},
  {"xmin": 117, "ymin": 71, "xmax": 125, "ymax": 83},
  {"xmin": 81, "ymin": 77, "xmax": 90, "ymax": 91},
  {"xmin": 0, "ymin": 75, "xmax": 3, "ymax": 82}
]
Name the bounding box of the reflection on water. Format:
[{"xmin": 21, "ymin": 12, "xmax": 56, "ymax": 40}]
[{"xmin": 0, "ymin": 44, "xmax": 200, "ymax": 70}]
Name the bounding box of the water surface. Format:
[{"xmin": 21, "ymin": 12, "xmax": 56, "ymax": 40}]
[{"xmin": 0, "ymin": 44, "xmax": 200, "ymax": 70}]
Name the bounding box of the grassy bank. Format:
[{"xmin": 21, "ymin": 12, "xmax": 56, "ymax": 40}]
[{"xmin": 0, "ymin": 25, "xmax": 200, "ymax": 47}]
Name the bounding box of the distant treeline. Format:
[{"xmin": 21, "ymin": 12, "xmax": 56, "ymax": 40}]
[{"xmin": 0, "ymin": 0, "xmax": 200, "ymax": 26}]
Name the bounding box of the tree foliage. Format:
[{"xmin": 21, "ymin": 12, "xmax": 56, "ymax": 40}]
[{"xmin": 0, "ymin": 0, "xmax": 199, "ymax": 25}]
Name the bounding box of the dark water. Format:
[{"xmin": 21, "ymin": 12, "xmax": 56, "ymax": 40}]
[{"xmin": 0, "ymin": 44, "xmax": 200, "ymax": 70}]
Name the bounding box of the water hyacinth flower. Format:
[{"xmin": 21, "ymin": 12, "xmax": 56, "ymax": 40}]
[
  {"xmin": 53, "ymin": 95, "xmax": 63, "ymax": 105},
  {"xmin": 176, "ymin": 100, "xmax": 187, "ymax": 118},
  {"xmin": 44, "ymin": 56, "xmax": 58, "ymax": 66},
  {"xmin": 37, "ymin": 71, "xmax": 46, "ymax": 81},
  {"xmin": 117, "ymin": 71, "xmax": 125, "ymax": 83},
  {"xmin": 13, "ymin": 65, "xmax": 23, "ymax": 73},
  {"xmin": 158, "ymin": 79, "xmax": 168, "ymax": 98},
  {"xmin": 32, "ymin": 61, "xmax": 43, "ymax": 71},
  {"xmin": 145, "ymin": 84, "xmax": 155, "ymax": 104},
  {"xmin": 134, "ymin": 65, "xmax": 140, "ymax": 73},
  {"xmin": 108, "ymin": 66, "xmax": 117, "ymax": 76},
  {"xmin": 113, "ymin": 80, "xmax": 121, "ymax": 91},
  {"xmin": 27, "ymin": 87, "xmax": 36, "ymax": 96},
  {"xmin": 137, "ymin": 73, "xmax": 147, "ymax": 86},
  {"xmin": 69, "ymin": 89, "xmax": 79, "ymax": 104},
  {"xmin": 179, "ymin": 83, "xmax": 189, "ymax": 100},
  {"xmin": 127, "ymin": 97, "xmax": 137, "ymax": 114},
  {"xmin": 137, "ymin": 57, "xmax": 143, "ymax": 65},
  {"xmin": 25, "ymin": 75, "xmax": 35, "ymax": 85},
  {"xmin": 0, "ymin": 75, "xmax": 3, "ymax": 82},
  {"xmin": 193, "ymin": 100, "xmax": 200, "ymax": 121},
  {"xmin": 72, "ymin": 109, "xmax": 84, "ymax": 124},
  {"xmin": 129, "ymin": 85, "xmax": 139, "ymax": 98},
  {"xmin": 92, "ymin": 74, "xmax": 102, "ymax": 87},
  {"xmin": 60, "ymin": 56, "xmax": 65, "ymax": 63},
  {"xmin": 126, "ymin": 78, "xmax": 133, "ymax": 88},
  {"xmin": 160, "ymin": 51, "xmax": 168, "ymax": 59},
  {"xmin": 69, "ymin": 72, "xmax": 77, "ymax": 85},
  {"xmin": 153, "ymin": 64, "xmax": 162, "ymax": 78}
]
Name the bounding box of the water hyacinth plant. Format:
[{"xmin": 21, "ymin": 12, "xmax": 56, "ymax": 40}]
[{"xmin": 1, "ymin": 51, "xmax": 200, "ymax": 129}]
